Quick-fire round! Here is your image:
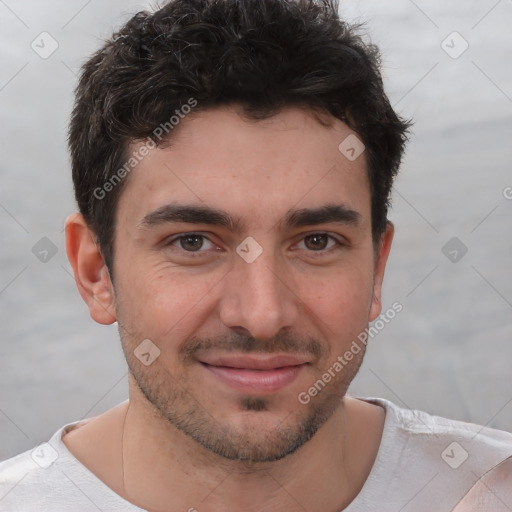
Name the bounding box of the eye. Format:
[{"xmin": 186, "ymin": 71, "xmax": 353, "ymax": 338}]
[
  {"xmin": 296, "ymin": 233, "xmax": 343, "ymax": 252},
  {"xmin": 167, "ymin": 233, "xmax": 216, "ymax": 253}
]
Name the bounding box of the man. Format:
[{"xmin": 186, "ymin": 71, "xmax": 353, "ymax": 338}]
[{"xmin": 0, "ymin": 0, "xmax": 511, "ymax": 510}]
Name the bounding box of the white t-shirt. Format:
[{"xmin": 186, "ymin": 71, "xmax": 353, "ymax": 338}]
[{"xmin": 1, "ymin": 398, "xmax": 511, "ymax": 511}]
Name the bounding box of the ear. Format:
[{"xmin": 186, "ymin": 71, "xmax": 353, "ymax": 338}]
[
  {"xmin": 65, "ymin": 213, "xmax": 117, "ymax": 325},
  {"xmin": 369, "ymin": 221, "xmax": 394, "ymax": 322}
]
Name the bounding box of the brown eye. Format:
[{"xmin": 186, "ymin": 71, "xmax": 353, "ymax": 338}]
[
  {"xmin": 304, "ymin": 234, "xmax": 330, "ymax": 251},
  {"xmin": 179, "ymin": 234, "xmax": 204, "ymax": 251},
  {"xmin": 295, "ymin": 233, "xmax": 344, "ymax": 254},
  {"xmin": 167, "ymin": 233, "xmax": 216, "ymax": 254}
]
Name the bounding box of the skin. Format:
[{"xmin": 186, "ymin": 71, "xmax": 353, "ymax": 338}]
[{"xmin": 64, "ymin": 105, "xmax": 393, "ymax": 512}]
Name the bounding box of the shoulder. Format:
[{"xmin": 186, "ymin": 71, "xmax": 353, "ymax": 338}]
[
  {"xmin": 0, "ymin": 419, "xmax": 143, "ymax": 512},
  {"xmin": 358, "ymin": 397, "xmax": 512, "ymax": 510},
  {"xmin": 0, "ymin": 436, "xmax": 68, "ymax": 511},
  {"xmin": 371, "ymin": 397, "xmax": 512, "ymax": 458}
]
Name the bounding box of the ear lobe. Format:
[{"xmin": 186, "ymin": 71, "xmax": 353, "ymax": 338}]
[
  {"xmin": 65, "ymin": 213, "xmax": 117, "ymax": 325},
  {"xmin": 368, "ymin": 222, "xmax": 394, "ymax": 322}
]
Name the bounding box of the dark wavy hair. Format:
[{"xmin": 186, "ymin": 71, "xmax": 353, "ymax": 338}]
[{"xmin": 69, "ymin": 0, "xmax": 410, "ymax": 276}]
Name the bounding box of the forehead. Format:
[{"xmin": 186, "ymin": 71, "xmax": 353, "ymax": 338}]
[{"xmin": 117, "ymin": 106, "xmax": 370, "ymax": 228}]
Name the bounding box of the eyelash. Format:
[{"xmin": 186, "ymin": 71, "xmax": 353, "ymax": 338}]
[{"xmin": 165, "ymin": 232, "xmax": 345, "ymax": 256}]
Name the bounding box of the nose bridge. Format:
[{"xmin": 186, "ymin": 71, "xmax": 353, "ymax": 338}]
[{"xmin": 219, "ymin": 245, "xmax": 298, "ymax": 338}]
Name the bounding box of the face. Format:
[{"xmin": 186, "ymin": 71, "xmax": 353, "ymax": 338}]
[{"xmin": 109, "ymin": 106, "xmax": 391, "ymax": 462}]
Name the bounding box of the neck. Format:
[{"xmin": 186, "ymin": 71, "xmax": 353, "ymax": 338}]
[{"xmin": 117, "ymin": 386, "xmax": 384, "ymax": 512}]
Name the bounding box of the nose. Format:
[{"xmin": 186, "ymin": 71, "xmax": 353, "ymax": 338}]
[{"xmin": 218, "ymin": 249, "xmax": 300, "ymax": 340}]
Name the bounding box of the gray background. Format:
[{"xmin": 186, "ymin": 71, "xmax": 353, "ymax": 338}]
[{"xmin": 1, "ymin": 0, "xmax": 511, "ymax": 461}]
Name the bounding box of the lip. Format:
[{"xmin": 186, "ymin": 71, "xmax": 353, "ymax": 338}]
[
  {"xmin": 199, "ymin": 354, "xmax": 311, "ymax": 370},
  {"xmin": 198, "ymin": 355, "xmax": 310, "ymax": 394}
]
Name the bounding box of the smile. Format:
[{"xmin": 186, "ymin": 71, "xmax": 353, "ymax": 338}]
[{"xmin": 199, "ymin": 355, "xmax": 309, "ymax": 394}]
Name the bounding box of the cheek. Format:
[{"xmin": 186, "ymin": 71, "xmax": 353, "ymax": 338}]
[
  {"xmin": 302, "ymin": 261, "xmax": 375, "ymax": 337},
  {"xmin": 115, "ymin": 263, "xmax": 218, "ymax": 342}
]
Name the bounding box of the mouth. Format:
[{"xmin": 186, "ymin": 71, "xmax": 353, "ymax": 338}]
[{"xmin": 198, "ymin": 355, "xmax": 310, "ymax": 394}]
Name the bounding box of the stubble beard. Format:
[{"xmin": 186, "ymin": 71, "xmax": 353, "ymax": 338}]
[{"xmin": 121, "ymin": 330, "xmax": 365, "ymax": 463}]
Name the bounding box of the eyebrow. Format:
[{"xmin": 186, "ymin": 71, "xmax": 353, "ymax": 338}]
[{"xmin": 137, "ymin": 202, "xmax": 362, "ymax": 233}]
